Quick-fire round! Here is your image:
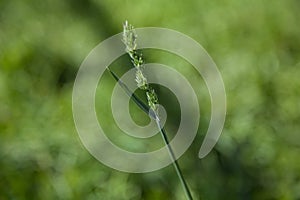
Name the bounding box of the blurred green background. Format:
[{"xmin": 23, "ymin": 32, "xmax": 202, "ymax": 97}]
[{"xmin": 1, "ymin": 0, "xmax": 300, "ymax": 199}]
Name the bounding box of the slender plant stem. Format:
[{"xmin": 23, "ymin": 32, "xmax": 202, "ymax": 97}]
[
  {"xmin": 107, "ymin": 68, "xmax": 193, "ymax": 200},
  {"xmin": 156, "ymin": 120, "xmax": 193, "ymax": 200}
]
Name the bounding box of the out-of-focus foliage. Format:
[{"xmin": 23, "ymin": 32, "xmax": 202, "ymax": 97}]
[{"xmin": 1, "ymin": 0, "xmax": 300, "ymax": 199}]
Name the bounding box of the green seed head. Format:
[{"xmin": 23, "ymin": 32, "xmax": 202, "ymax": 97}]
[
  {"xmin": 123, "ymin": 21, "xmax": 159, "ymax": 115},
  {"xmin": 135, "ymin": 69, "xmax": 148, "ymax": 89},
  {"xmin": 146, "ymin": 88, "xmax": 158, "ymax": 112},
  {"xmin": 122, "ymin": 20, "xmax": 137, "ymax": 53}
]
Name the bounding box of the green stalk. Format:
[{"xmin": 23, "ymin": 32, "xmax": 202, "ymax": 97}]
[
  {"xmin": 156, "ymin": 121, "xmax": 194, "ymax": 200},
  {"xmin": 121, "ymin": 20, "xmax": 193, "ymax": 200}
]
